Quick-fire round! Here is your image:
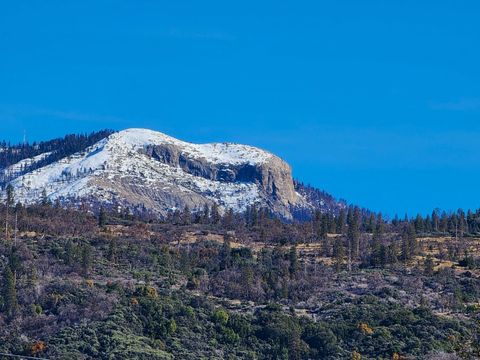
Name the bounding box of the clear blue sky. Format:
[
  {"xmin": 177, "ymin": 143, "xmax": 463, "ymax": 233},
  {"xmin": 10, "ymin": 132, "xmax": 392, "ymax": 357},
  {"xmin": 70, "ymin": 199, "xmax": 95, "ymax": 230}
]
[{"xmin": 1, "ymin": 1, "xmax": 480, "ymax": 217}]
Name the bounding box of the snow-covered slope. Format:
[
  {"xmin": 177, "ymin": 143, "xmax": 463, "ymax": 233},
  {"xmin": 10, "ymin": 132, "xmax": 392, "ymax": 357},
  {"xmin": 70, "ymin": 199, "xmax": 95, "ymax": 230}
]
[
  {"xmin": 3, "ymin": 152, "xmax": 52, "ymax": 179},
  {"xmin": 5, "ymin": 129, "xmax": 313, "ymax": 218}
]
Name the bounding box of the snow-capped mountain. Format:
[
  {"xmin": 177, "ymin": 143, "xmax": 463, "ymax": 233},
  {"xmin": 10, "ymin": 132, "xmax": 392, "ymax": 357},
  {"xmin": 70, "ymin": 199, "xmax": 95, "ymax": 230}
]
[{"xmin": 1, "ymin": 128, "xmax": 344, "ymax": 219}]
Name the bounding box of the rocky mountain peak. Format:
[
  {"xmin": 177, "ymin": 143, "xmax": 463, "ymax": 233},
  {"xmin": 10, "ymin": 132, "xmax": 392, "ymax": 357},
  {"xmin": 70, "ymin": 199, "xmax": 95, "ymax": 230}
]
[{"xmin": 4, "ymin": 128, "xmax": 320, "ymax": 219}]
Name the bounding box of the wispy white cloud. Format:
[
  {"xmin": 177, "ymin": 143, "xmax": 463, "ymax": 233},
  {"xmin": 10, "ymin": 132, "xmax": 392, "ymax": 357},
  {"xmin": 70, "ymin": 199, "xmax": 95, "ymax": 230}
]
[{"xmin": 429, "ymin": 97, "xmax": 480, "ymax": 111}]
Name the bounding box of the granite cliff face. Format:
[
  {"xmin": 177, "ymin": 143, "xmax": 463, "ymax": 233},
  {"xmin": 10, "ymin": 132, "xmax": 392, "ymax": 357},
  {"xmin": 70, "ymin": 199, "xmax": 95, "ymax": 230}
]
[
  {"xmin": 142, "ymin": 143, "xmax": 298, "ymax": 214},
  {"xmin": 5, "ymin": 129, "xmax": 311, "ymax": 219}
]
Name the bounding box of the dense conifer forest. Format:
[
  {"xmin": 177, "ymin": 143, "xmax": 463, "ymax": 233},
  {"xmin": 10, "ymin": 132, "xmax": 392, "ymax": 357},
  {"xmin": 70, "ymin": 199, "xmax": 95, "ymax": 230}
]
[{"xmin": 0, "ymin": 189, "xmax": 480, "ymax": 359}]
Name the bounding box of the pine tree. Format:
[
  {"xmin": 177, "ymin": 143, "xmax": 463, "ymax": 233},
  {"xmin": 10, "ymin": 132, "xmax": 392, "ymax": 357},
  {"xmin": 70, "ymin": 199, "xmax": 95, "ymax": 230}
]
[
  {"xmin": 320, "ymin": 214, "xmax": 329, "ymax": 239},
  {"xmin": 8, "ymin": 248, "xmax": 21, "ymax": 277},
  {"xmin": 6, "ymin": 184, "xmax": 14, "ymax": 207},
  {"xmin": 64, "ymin": 240, "xmax": 75, "ymax": 266},
  {"xmin": 407, "ymin": 223, "xmax": 417, "ymax": 258},
  {"xmin": 333, "ymin": 238, "xmax": 344, "ymax": 272},
  {"xmin": 457, "ymin": 209, "xmax": 466, "ymax": 238},
  {"xmin": 328, "ymin": 213, "xmax": 336, "ymax": 234},
  {"xmin": 202, "ymin": 204, "xmax": 210, "ymax": 224},
  {"xmin": 219, "ymin": 234, "xmax": 232, "ymax": 270},
  {"xmin": 81, "ymin": 244, "xmax": 93, "ymax": 277},
  {"xmin": 181, "ymin": 205, "xmax": 191, "ymax": 225},
  {"xmin": 414, "ymin": 214, "xmax": 424, "ymax": 233},
  {"xmin": 373, "ymin": 213, "xmax": 384, "ymax": 242},
  {"xmin": 3, "ymin": 265, "xmax": 17, "ymax": 317},
  {"xmin": 336, "ymin": 209, "xmax": 346, "ymax": 234},
  {"xmin": 378, "ymin": 244, "xmax": 388, "ymax": 267},
  {"xmin": 370, "ymin": 214, "xmax": 384, "ymax": 267},
  {"xmin": 4, "ymin": 184, "xmax": 15, "ymax": 241},
  {"xmin": 249, "ymin": 204, "xmax": 258, "ymax": 227},
  {"xmin": 400, "ymin": 229, "xmax": 410, "ymax": 262},
  {"xmin": 439, "ymin": 211, "xmax": 448, "ymax": 233},
  {"xmin": 424, "ymin": 255, "xmax": 434, "ymax": 276},
  {"xmin": 211, "ymin": 203, "xmax": 221, "ymax": 224},
  {"xmin": 466, "ymin": 210, "xmax": 474, "ymax": 234},
  {"xmin": 289, "ymin": 246, "xmax": 298, "ymax": 276},
  {"xmin": 347, "ymin": 207, "xmax": 361, "ymax": 259},
  {"xmin": 388, "ymin": 243, "xmax": 398, "ymax": 264},
  {"xmin": 41, "ymin": 188, "xmax": 50, "ymax": 206},
  {"xmin": 98, "ymin": 206, "xmax": 107, "ymax": 227},
  {"xmin": 222, "ymin": 208, "xmax": 235, "ymax": 230},
  {"xmin": 367, "ymin": 213, "xmax": 375, "ymax": 233},
  {"xmin": 432, "ymin": 210, "xmax": 439, "ymax": 233},
  {"xmin": 107, "ymin": 240, "xmax": 117, "ymax": 263}
]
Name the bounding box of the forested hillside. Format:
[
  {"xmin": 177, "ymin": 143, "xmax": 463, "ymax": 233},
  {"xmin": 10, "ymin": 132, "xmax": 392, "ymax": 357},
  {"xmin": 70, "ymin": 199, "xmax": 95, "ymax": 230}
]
[
  {"xmin": 0, "ymin": 130, "xmax": 114, "ymax": 187},
  {"xmin": 0, "ymin": 192, "xmax": 479, "ymax": 359}
]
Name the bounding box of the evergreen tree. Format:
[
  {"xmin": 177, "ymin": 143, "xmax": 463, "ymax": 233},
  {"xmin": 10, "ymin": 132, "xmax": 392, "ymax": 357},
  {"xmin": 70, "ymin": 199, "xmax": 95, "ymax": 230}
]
[
  {"xmin": 373, "ymin": 213, "xmax": 384, "ymax": 242},
  {"xmin": 320, "ymin": 214, "xmax": 329, "ymax": 239},
  {"xmin": 8, "ymin": 248, "xmax": 21, "ymax": 277},
  {"xmin": 41, "ymin": 188, "xmax": 51, "ymax": 206},
  {"xmin": 249, "ymin": 205, "xmax": 259, "ymax": 227},
  {"xmin": 378, "ymin": 244, "xmax": 388, "ymax": 267},
  {"xmin": 370, "ymin": 214, "xmax": 384, "ymax": 266},
  {"xmin": 2, "ymin": 265, "xmax": 17, "ymax": 317},
  {"xmin": 400, "ymin": 229, "xmax": 410, "ymax": 262},
  {"xmin": 211, "ymin": 203, "xmax": 221, "ymax": 224},
  {"xmin": 64, "ymin": 240, "xmax": 75, "ymax": 266},
  {"xmin": 315, "ymin": 211, "xmax": 328, "ymax": 240},
  {"xmin": 289, "ymin": 246, "xmax": 298, "ymax": 276},
  {"xmin": 457, "ymin": 209, "xmax": 466, "ymax": 238},
  {"xmin": 432, "ymin": 210, "xmax": 439, "ymax": 233},
  {"xmin": 423, "ymin": 215, "xmax": 432, "ymax": 233},
  {"xmin": 407, "ymin": 223, "xmax": 417, "ymax": 258},
  {"xmin": 388, "ymin": 243, "xmax": 398, "ymax": 264},
  {"xmin": 366, "ymin": 213, "xmax": 375, "ymax": 233},
  {"xmin": 333, "ymin": 238, "xmax": 344, "ymax": 272},
  {"xmin": 414, "ymin": 214, "xmax": 424, "ymax": 233},
  {"xmin": 327, "ymin": 213, "xmax": 336, "ymax": 234},
  {"xmin": 107, "ymin": 240, "xmax": 117, "ymax": 263},
  {"xmin": 202, "ymin": 204, "xmax": 210, "ymax": 224},
  {"xmin": 466, "ymin": 210, "xmax": 475, "ymax": 234},
  {"xmin": 81, "ymin": 244, "xmax": 93, "ymax": 277},
  {"xmin": 6, "ymin": 184, "xmax": 14, "ymax": 207},
  {"xmin": 219, "ymin": 234, "xmax": 232, "ymax": 270},
  {"xmin": 222, "ymin": 208, "xmax": 235, "ymax": 230},
  {"xmin": 336, "ymin": 208, "xmax": 346, "ymax": 234},
  {"xmin": 98, "ymin": 206, "xmax": 107, "ymax": 227},
  {"xmin": 424, "ymin": 255, "xmax": 434, "ymax": 276},
  {"xmin": 439, "ymin": 211, "xmax": 449, "ymax": 233},
  {"xmin": 181, "ymin": 205, "xmax": 191, "ymax": 225},
  {"xmin": 347, "ymin": 207, "xmax": 361, "ymax": 259},
  {"xmin": 4, "ymin": 184, "xmax": 15, "ymax": 241}
]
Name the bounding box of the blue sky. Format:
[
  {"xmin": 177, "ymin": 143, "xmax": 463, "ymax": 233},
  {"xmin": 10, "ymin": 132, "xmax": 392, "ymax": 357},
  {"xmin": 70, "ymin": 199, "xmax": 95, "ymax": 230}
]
[{"xmin": 1, "ymin": 1, "xmax": 480, "ymax": 217}]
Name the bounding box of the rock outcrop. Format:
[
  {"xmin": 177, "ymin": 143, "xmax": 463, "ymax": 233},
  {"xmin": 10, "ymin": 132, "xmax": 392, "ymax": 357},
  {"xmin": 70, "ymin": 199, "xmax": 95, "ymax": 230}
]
[
  {"xmin": 7, "ymin": 128, "xmax": 307, "ymax": 219},
  {"xmin": 142, "ymin": 143, "xmax": 298, "ymax": 215}
]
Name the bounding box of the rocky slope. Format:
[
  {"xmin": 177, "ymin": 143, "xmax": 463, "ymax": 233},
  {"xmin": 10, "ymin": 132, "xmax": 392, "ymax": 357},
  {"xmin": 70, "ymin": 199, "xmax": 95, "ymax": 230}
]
[{"xmin": 1, "ymin": 128, "xmax": 341, "ymax": 219}]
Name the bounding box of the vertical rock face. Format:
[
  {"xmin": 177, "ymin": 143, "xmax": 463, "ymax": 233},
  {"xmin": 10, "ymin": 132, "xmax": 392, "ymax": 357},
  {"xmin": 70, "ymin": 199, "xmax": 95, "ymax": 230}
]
[
  {"xmin": 256, "ymin": 155, "xmax": 299, "ymax": 213},
  {"xmin": 142, "ymin": 142, "xmax": 300, "ymax": 217},
  {"xmin": 5, "ymin": 128, "xmax": 325, "ymax": 219}
]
